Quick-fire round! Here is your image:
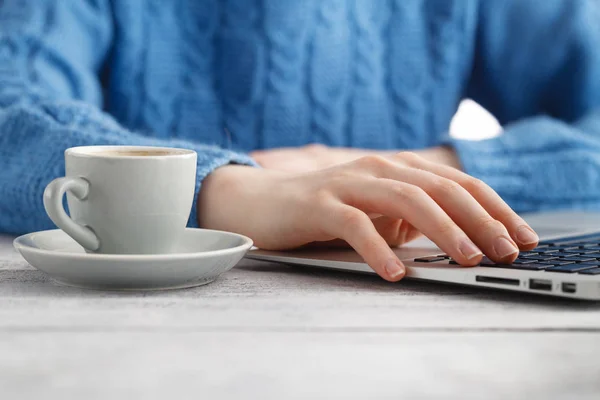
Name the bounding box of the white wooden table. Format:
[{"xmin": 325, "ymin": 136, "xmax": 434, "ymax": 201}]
[{"xmin": 1, "ymin": 233, "xmax": 599, "ymax": 400}]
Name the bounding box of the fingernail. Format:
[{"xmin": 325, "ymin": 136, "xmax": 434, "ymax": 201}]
[
  {"xmin": 385, "ymin": 259, "xmax": 405, "ymax": 279},
  {"xmin": 494, "ymin": 236, "xmax": 518, "ymax": 259},
  {"xmin": 516, "ymin": 225, "xmax": 539, "ymax": 245},
  {"xmin": 459, "ymin": 240, "xmax": 483, "ymax": 260}
]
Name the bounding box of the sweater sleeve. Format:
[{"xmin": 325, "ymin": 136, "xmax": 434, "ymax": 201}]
[
  {"xmin": 451, "ymin": 0, "xmax": 600, "ymax": 213},
  {"xmin": 0, "ymin": 1, "xmax": 256, "ymax": 234}
]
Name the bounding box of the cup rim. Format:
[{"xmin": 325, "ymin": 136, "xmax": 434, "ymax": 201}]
[{"xmin": 65, "ymin": 146, "xmax": 196, "ymax": 159}]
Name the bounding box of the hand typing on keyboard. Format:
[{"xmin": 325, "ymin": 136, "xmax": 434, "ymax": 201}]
[{"xmin": 199, "ymin": 152, "xmax": 539, "ymax": 282}]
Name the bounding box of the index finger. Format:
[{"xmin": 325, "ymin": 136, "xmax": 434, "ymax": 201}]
[{"xmin": 399, "ymin": 154, "xmax": 539, "ymax": 250}]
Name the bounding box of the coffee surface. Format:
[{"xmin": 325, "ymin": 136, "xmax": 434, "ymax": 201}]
[{"xmin": 95, "ymin": 150, "xmax": 183, "ymax": 157}]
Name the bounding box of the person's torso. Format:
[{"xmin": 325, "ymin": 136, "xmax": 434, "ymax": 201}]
[{"xmin": 103, "ymin": 0, "xmax": 479, "ymax": 151}]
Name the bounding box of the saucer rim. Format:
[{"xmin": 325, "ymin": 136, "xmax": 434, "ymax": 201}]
[{"xmin": 13, "ymin": 228, "xmax": 253, "ymax": 261}]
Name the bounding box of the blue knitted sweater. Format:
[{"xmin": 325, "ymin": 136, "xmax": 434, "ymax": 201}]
[{"xmin": 1, "ymin": 0, "xmax": 600, "ymax": 234}]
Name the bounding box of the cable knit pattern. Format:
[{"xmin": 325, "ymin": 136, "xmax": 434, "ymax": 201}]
[
  {"xmin": 310, "ymin": 0, "xmax": 350, "ymax": 145},
  {"xmin": 220, "ymin": 0, "xmax": 263, "ymax": 150},
  {"xmin": 143, "ymin": 0, "xmax": 181, "ymax": 138},
  {"xmin": 349, "ymin": 0, "xmax": 392, "ymax": 149},
  {"xmin": 107, "ymin": 0, "xmax": 145, "ymax": 129},
  {"xmin": 176, "ymin": 0, "xmax": 222, "ymax": 144},
  {"xmin": 427, "ymin": 0, "xmax": 469, "ymax": 135},
  {"xmin": 387, "ymin": 0, "xmax": 427, "ymax": 148},
  {"xmin": 262, "ymin": 0, "xmax": 313, "ymax": 148},
  {"xmin": 2, "ymin": 0, "xmax": 600, "ymax": 235}
]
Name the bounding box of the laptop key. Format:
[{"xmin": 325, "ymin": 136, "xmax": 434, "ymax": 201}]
[
  {"xmin": 520, "ymin": 255, "xmax": 558, "ymax": 261},
  {"xmin": 512, "ymin": 259, "xmax": 541, "ymax": 264},
  {"xmin": 479, "ymin": 257, "xmax": 498, "ymax": 266},
  {"xmin": 457, "ymin": 257, "xmax": 501, "ymax": 267},
  {"xmin": 578, "ymin": 252, "xmax": 600, "ymax": 257},
  {"xmin": 561, "ymin": 249, "xmax": 594, "ymax": 254},
  {"xmin": 546, "ymin": 246, "xmax": 580, "ymax": 251},
  {"xmin": 414, "ymin": 256, "xmax": 447, "ymax": 263},
  {"xmin": 545, "ymin": 264, "xmax": 600, "ymax": 273},
  {"xmin": 550, "ymin": 241, "xmax": 592, "ymax": 247},
  {"xmin": 533, "ymin": 246, "xmax": 565, "ymax": 252},
  {"xmin": 518, "ymin": 251, "xmax": 540, "ymax": 256},
  {"xmin": 554, "ymin": 257, "xmax": 596, "ymax": 263},
  {"xmin": 578, "ymin": 268, "xmax": 600, "ymax": 275},
  {"xmin": 535, "ymin": 249, "xmax": 561, "ymax": 254},
  {"xmin": 538, "ymin": 260, "xmax": 576, "ymax": 266},
  {"xmin": 580, "ymin": 246, "xmax": 600, "ymax": 251}
]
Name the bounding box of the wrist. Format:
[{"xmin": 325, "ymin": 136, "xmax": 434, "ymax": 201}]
[
  {"xmin": 197, "ymin": 165, "xmax": 284, "ymax": 231},
  {"xmin": 418, "ymin": 146, "xmax": 462, "ymax": 170}
]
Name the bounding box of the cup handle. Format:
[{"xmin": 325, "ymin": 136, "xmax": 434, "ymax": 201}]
[{"xmin": 43, "ymin": 177, "xmax": 100, "ymax": 251}]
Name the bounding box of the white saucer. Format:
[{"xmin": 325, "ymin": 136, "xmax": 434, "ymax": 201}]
[{"xmin": 13, "ymin": 228, "xmax": 253, "ymax": 291}]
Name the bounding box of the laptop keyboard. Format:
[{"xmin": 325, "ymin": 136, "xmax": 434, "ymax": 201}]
[{"xmin": 414, "ymin": 236, "xmax": 600, "ymax": 275}]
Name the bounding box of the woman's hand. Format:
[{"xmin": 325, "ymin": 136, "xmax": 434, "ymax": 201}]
[
  {"xmin": 251, "ymin": 144, "xmax": 462, "ymax": 172},
  {"xmin": 198, "ymin": 152, "xmax": 538, "ymax": 282}
]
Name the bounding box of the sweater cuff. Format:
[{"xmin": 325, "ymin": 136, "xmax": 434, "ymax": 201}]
[
  {"xmin": 446, "ymin": 133, "xmax": 530, "ymax": 202},
  {"xmin": 445, "ymin": 114, "xmax": 588, "ymax": 211}
]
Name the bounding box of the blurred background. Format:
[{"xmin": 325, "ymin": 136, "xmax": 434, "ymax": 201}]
[{"xmin": 450, "ymin": 99, "xmax": 501, "ymax": 141}]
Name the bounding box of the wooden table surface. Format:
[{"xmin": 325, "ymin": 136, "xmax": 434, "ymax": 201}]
[{"xmin": 1, "ymin": 232, "xmax": 599, "ymax": 400}]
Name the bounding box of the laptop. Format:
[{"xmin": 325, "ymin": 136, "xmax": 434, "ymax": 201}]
[{"xmin": 246, "ymin": 211, "xmax": 600, "ymax": 300}]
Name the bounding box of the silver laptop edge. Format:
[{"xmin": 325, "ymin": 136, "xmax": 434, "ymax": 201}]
[{"xmin": 246, "ymin": 211, "xmax": 600, "ymax": 300}]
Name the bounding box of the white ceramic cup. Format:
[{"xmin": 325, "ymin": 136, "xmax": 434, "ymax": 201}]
[{"xmin": 43, "ymin": 146, "xmax": 197, "ymax": 254}]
